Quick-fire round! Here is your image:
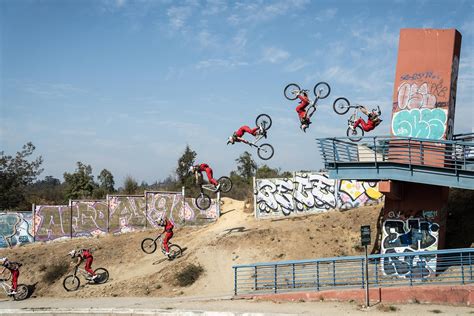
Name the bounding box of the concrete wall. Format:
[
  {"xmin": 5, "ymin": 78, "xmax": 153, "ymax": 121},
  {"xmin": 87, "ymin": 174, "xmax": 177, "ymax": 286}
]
[
  {"xmin": 32, "ymin": 191, "xmax": 219, "ymax": 243},
  {"xmin": 254, "ymin": 172, "xmax": 383, "ymax": 219},
  {"xmin": 379, "ymin": 181, "xmax": 449, "ymax": 278},
  {"xmin": 391, "ymin": 28, "xmax": 462, "ymax": 140},
  {"xmin": 0, "ymin": 212, "xmax": 34, "ymax": 247}
]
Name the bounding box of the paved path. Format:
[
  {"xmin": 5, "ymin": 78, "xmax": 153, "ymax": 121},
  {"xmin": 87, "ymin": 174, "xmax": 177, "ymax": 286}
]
[{"xmin": 0, "ymin": 296, "xmax": 473, "ymax": 315}]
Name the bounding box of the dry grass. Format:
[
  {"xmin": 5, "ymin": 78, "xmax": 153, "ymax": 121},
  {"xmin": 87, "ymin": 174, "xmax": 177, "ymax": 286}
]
[
  {"xmin": 42, "ymin": 261, "xmax": 69, "ymax": 284},
  {"xmin": 175, "ymin": 264, "xmax": 204, "ymax": 287}
]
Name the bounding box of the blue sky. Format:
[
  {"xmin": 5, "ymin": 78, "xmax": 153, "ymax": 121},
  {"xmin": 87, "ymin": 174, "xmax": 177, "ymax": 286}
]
[{"xmin": 1, "ymin": 0, "xmax": 473, "ymax": 186}]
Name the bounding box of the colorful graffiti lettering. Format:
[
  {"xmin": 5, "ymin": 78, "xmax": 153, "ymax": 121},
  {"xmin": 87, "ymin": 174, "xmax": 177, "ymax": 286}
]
[
  {"xmin": 34, "ymin": 205, "xmax": 71, "ymax": 241},
  {"xmin": 0, "ymin": 213, "xmax": 34, "ymax": 248},
  {"xmin": 397, "ymin": 82, "xmax": 437, "ymax": 109},
  {"xmin": 255, "ymin": 173, "xmax": 383, "ymax": 218},
  {"xmin": 33, "ymin": 191, "xmax": 219, "ymax": 242},
  {"xmin": 382, "ymin": 215, "xmax": 439, "ymax": 278},
  {"xmin": 71, "ymin": 201, "xmax": 108, "ymax": 237},
  {"xmin": 391, "ymin": 108, "xmax": 447, "ymax": 140}
]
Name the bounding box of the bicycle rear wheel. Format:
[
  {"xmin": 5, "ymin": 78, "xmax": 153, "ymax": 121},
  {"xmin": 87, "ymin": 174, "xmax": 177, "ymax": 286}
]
[
  {"xmin": 195, "ymin": 193, "xmax": 211, "ymax": 210},
  {"xmin": 93, "ymin": 268, "xmax": 109, "ymax": 284},
  {"xmin": 255, "ymin": 114, "xmax": 272, "ymax": 131},
  {"xmin": 347, "ymin": 126, "xmax": 364, "ymax": 142},
  {"xmin": 313, "ymin": 82, "xmax": 330, "ymax": 99},
  {"xmin": 333, "ymin": 97, "xmax": 350, "ymax": 115},
  {"xmin": 168, "ymin": 244, "xmax": 183, "ymax": 260},
  {"xmin": 141, "ymin": 238, "xmax": 157, "ymax": 254},
  {"xmin": 257, "ymin": 143, "xmax": 274, "ymax": 160},
  {"xmin": 13, "ymin": 284, "xmax": 28, "ymax": 301},
  {"xmin": 63, "ymin": 275, "xmax": 80, "ymax": 291},
  {"xmin": 217, "ymin": 176, "xmax": 232, "ymax": 193},
  {"xmin": 284, "ymin": 83, "xmax": 300, "ymax": 100}
]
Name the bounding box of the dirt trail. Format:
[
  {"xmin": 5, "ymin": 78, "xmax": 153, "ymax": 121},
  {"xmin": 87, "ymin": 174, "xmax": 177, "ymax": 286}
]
[{"xmin": 0, "ymin": 198, "xmax": 382, "ymax": 299}]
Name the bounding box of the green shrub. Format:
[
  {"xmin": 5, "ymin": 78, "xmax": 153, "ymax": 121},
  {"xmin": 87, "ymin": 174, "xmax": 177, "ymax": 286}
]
[
  {"xmin": 175, "ymin": 264, "xmax": 204, "ymax": 287},
  {"xmin": 42, "ymin": 261, "xmax": 69, "ymax": 284}
]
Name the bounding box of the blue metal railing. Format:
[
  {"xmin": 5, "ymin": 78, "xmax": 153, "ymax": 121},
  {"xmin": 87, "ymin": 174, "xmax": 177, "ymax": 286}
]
[
  {"xmin": 316, "ymin": 136, "xmax": 474, "ymax": 189},
  {"xmin": 233, "ymin": 248, "xmax": 474, "ymax": 295}
]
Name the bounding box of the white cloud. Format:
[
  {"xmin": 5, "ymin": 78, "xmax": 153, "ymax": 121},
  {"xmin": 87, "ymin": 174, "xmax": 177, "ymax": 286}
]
[
  {"xmin": 284, "ymin": 58, "xmax": 310, "ymax": 72},
  {"xmin": 195, "ymin": 58, "xmax": 249, "ymax": 69},
  {"xmin": 261, "ymin": 47, "xmax": 290, "ymax": 64},
  {"xmin": 23, "ymin": 82, "xmax": 87, "ymax": 98},
  {"xmin": 167, "ymin": 5, "xmax": 193, "ymax": 30}
]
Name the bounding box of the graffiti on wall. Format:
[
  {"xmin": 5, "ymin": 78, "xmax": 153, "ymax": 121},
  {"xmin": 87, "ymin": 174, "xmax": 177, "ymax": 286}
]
[
  {"xmin": 34, "ymin": 191, "xmax": 219, "ymax": 241},
  {"xmin": 71, "ymin": 200, "xmax": 108, "ymax": 237},
  {"xmin": 109, "ymin": 196, "xmax": 147, "ymax": 234},
  {"xmin": 146, "ymin": 192, "xmax": 218, "ymax": 227},
  {"xmin": 339, "ymin": 180, "xmax": 383, "ymax": 210},
  {"xmin": 34, "ymin": 205, "xmax": 71, "ymax": 241},
  {"xmin": 392, "ymin": 67, "xmax": 453, "ymax": 140},
  {"xmin": 0, "ymin": 213, "xmax": 34, "ymax": 248},
  {"xmin": 255, "ymin": 173, "xmax": 383, "ymax": 218},
  {"xmin": 382, "ymin": 211, "xmax": 439, "ymax": 278}
]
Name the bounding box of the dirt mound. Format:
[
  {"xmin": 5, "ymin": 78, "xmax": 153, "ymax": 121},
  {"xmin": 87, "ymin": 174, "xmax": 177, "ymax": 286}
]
[{"xmin": 0, "ymin": 198, "xmax": 382, "ymax": 299}]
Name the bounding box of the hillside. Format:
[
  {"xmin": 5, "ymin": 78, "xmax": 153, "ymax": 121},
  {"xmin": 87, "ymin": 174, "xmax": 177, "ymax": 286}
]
[{"xmin": 0, "ymin": 198, "xmax": 382, "ymax": 299}]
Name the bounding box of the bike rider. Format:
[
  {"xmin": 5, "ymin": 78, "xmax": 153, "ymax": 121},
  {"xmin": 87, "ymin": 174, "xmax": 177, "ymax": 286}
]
[
  {"xmin": 227, "ymin": 124, "xmax": 265, "ymax": 145},
  {"xmin": 69, "ymin": 249, "xmax": 97, "ymax": 281},
  {"xmin": 189, "ymin": 163, "xmax": 220, "ymax": 191},
  {"xmin": 293, "ymin": 90, "xmax": 312, "ymax": 132},
  {"xmin": 352, "ymin": 105, "xmax": 382, "ymax": 132},
  {"xmin": 158, "ymin": 217, "xmax": 174, "ymax": 257},
  {"xmin": 0, "ymin": 257, "xmax": 21, "ymax": 295}
]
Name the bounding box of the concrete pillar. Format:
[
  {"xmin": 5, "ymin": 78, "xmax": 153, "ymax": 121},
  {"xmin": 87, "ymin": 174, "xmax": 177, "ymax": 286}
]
[{"xmin": 391, "ymin": 28, "xmax": 462, "ymax": 140}]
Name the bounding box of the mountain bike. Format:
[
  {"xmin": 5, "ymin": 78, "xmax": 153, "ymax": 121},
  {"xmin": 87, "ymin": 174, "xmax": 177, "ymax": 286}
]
[
  {"xmin": 141, "ymin": 234, "xmax": 183, "ymax": 260},
  {"xmin": 245, "ymin": 114, "xmax": 274, "ymax": 160},
  {"xmin": 195, "ymin": 176, "xmax": 232, "ymax": 210},
  {"xmin": 284, "ymin": 81, "xmax": 331, "ymax": 124},
  {"xmin": 0, "ymin": 272, "xmax": 28, "ymax": 300},
  {"xmin": 333, "ymin": 97, "xmax": 365, "ymax": 142},
  {"xmin": 333, "ymin": 97, "xmax": 382, "ymax": 142},
  {"xmin": 63, "ymin": 265, "xmax": 109, "ymax": 291}
]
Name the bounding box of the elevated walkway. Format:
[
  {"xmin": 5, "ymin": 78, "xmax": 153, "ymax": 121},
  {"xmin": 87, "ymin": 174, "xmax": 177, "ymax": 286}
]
[{"xmin": 316, "ymin": 135, "xmax": 474, "ymax": 190}]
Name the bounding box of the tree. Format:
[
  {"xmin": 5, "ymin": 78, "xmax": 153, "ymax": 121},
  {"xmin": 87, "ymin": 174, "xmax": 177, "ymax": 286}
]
[
  {"xmin": 175, "ymin": 145, "xmax": 197, "ymax": 188},
  {"xmin": 26, "ymin": 175, "xmax": 66, "ymax": 205},
  {"xmin": 63, "ymin": 162, "xmax": 96, "ymax": 200},
  {"xmin": 123, "ymin": 175, "xmax": 139, "ymax": 195},
  {"xmin": 235, "ymin": 151, "xmax": 257, "ymax": 182},
  {"xmin": 256, "ymin": 165, "xmax": 292, "ymax": 179},
  {"xmin": 0, "ymin": 142, "xmax": 43, "ymax": 210},
  {"xmin": 98, "ymin": 169, "xmax": 115, "ymax": 193}
]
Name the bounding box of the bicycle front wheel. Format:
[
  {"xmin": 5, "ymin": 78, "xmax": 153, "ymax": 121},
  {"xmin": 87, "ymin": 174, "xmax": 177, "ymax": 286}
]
[
  {"xmin": 93, "ymin": 268, "xmax": 109, "ymax": 284},
  {"xmin": 13, "ymin": 284, "xmax": 28, "ymax": 301},
  {"xmin": 63, "ymin": 275, "xmax": 80, "ymax": 291},
  {"xmin": 141, "ymin": 238, "xmax": 157, "ymax": 254},
  {"xmin": 255, "ymin": 114, "xmax": 272, "ymax": 131},
  {"xmin": 168, "ymin": 244, "xmax": 183, "ymax": 260},
  {"xmin": 333, "ymin": 97, "xmax": 350, "ymax": 115},
  {"xmin": 195, "ymin": 193, "xmax": 211, "ymax": 210},
  {"xmin": 313, "ymin": 82, "xmax": 330, "ymax": 99},
  {"xmin": 257, "ymin": 143, "xmax": 274, "ymax": 160},
  {"xmin": 283, "ymin": 83, "xmax": 300, "ymax": 100},
  {"xmin": 347, "ymin": 126, "xmax": 364, "ymax": 142},
  {"xmin": 217, "ymin": 176, "xmax": 232, "ymax": 193}
]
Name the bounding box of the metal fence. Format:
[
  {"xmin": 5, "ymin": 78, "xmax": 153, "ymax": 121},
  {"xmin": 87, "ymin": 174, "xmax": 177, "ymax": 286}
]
[
  {"xmin": 316, "ymin": 135, "xmax": 474, "ymax": 189},
  {"xmin": 233, "ymin": 248, "xmax": 474, "ymax": 295}
]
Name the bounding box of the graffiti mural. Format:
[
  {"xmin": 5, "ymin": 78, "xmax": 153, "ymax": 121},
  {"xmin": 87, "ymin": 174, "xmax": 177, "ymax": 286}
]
[
  {"xmin": 338, "ymin": 180, "xmax": 383, "ymax": 210},
  {"xmin": 71, "ymin": 200, "xmax": 108, "ymax": 237},
  {"xmin": 255, "ymin": 173, "xmax": 383, "ymax": 218},
  {"xmin": 0, "ymin": 213, "xmax": 34, "ymax": 248},
  {"xmin": 382, "ymin": 211, "xmax": 440, "ymax": 278},
  {"xmin": 34, "ymin": 205, "xmax": 71, "ymax": 241},
  {"xmin": 392, "ymin": 108, "xmax": 448, "ymax": 140},
  {"xmin": 109, "ymin": 196, "xmax": 147, "ymax": 234}
]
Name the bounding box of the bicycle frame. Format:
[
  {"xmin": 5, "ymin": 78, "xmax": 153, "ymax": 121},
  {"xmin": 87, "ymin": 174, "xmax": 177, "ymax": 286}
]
[
  {"xmin": 0, "ymin": 279, "xmax": 13, "ymax": 295},
  {"xmin": 72, "ymin": 266, "xmax": 93, "ymax": 280}
]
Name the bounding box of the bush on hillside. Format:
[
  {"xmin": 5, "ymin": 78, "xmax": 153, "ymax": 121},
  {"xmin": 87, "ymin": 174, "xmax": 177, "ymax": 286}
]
[
  {"xmin": 42, "ymin": 261, "xmax": 69, "ymax": 284},
  {"xmin": 175, "ymin": 264, "xmax": 204, "ymax": 287}
]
